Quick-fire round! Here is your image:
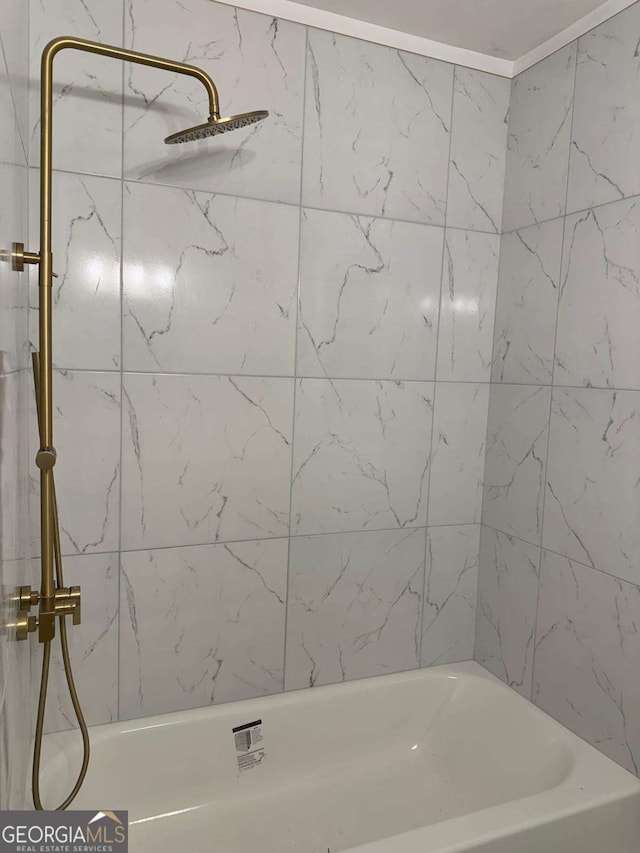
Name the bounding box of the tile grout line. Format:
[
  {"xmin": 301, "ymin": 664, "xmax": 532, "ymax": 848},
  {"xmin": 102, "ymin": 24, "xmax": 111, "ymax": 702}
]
[
  {"xmin": 529, "ymin": 39, "xmax": 579, "ymax": 703},
  {"xmin": 281, "ymin": 24, "xmax": 309, "ymax": 695},
  {"xmin": 420, "ymin": 62, "xmax": 457, "ymax": 670},
  {"xmin": 116, "ymin": 0, "xmax": 126, "ymax": 724}
]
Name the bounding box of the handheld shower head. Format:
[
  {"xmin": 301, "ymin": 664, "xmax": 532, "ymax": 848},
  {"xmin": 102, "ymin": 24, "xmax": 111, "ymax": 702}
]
[{"xmin": 164, "ymin": 110, "xmax": 269, "ymax": 144}]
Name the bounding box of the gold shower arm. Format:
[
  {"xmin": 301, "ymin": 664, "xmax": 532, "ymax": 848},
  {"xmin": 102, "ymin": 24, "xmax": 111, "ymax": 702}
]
[{"xmin": 33, "ymin": 37, "xmax": 221, "ymax": 643}]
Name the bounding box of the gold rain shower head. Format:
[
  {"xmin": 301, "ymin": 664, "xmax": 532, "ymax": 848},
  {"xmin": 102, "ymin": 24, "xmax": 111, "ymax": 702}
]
[{"xmin": 165, "ymin": 109, "xmax": 269, "ymax": 143}]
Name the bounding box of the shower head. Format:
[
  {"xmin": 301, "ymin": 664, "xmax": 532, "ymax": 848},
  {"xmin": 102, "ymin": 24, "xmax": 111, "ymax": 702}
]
[{"xmin": 164, "ymin": 110, "xmax": 269, "ymax": 144}]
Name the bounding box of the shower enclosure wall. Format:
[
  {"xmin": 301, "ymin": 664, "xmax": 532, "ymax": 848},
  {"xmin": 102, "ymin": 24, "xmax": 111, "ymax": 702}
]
[{"xmin": 2, "ymin": 0, "xmax": 640, "ymax": 810}]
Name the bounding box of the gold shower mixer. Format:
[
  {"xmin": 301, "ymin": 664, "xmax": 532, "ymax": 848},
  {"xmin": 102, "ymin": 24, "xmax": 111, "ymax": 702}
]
[{"xmin": 12, "ymin": 585, "xmax": 81, "ymax": 641}]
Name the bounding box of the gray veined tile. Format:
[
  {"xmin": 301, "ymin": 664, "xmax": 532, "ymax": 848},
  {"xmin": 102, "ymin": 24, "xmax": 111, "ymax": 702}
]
[
  {"xmin": 436, "ymin": 229, "xmax": 499, "ymax": 383},
  {"xmin": 302, "ymin": 29, "xmax": 453, "ymax": 224},
  {"xmin": 119, "ymin": 538, "xmax": 287, "ymax": 719},
  {"xmin": 0, "ymin": 372, "xmax": 29, "ymax": 564},
  {"xmin": 475, "ymin": 526, "xmax": 540, "ymax": 698},
  {"xmin": 285, "ymin": 528, "xmax": 424, "ymax": 690},
  {"xmin": 447, "ymin": 68, "xmax": 510, "ymax": 233},
  {"xmin": 543, "ymin": 387, "xmax": 640, "ymax": 587},
  {"xmin": 30, "ymin": 370, "xmax": 121, "ymax": 557},
  {"xmin": 421, "ymin": 525, "xmax": 480, "ymax": 667},
  {"xmin": 492, "ymin": 219, "xmax": 563, "ymax": 385},
  {"xmin": 291, "ymin": 379, "xmax": 433, "ymax": 536},
  {"xmin": 502, "ymin": 44, "xmax": 576, "ymax": 231},
  {"xmin": 123, "ymin": 182, "xmax": 299, "ymax": 375},
  {"xmin": 29, "ymin": 0, "xmax": 124, "ymax": 177},
  {"xmin": 483, "ymin": 384, "xmax": 551, "ymax": 545},
  {"xmin": 555, "ymin": 198, "xmax": 640, "ymax": 390},
  {"xmin": 29, "ymin": 171, "xmax": 122, "ymax": 371},
  {"xmin": 39, "ymin": 552, "xmax": 119, "ymax": 733},
  {"xmin": 567, "ymin": 3, "xmax": 640, "ymax": 214},
  {"xmin": 123, "ymin": 0, "xmax": 306, "ymax": 204},
  {"xmin": 428, "ymin": 383, "xmax": 489, "ymax": 527},
  {"xmin": 0, "ymin": 163, "xmax": 29, "ymax": 374},
  {"xmin": 297, "ymin": 209, "xmax": 443, "ymax": 381},
  {"xmin": 534, "ymin": 551, "xmax": 640, "ymax": 775},
  {"xmin": 121, "ymin": 373, "xmax": 293, "ymax": 550}
]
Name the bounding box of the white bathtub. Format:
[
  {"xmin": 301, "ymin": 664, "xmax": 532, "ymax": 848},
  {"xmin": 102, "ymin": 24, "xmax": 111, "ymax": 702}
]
[{"xmin": 41, "ymin": 662, "xmax": 640, "ymax": 852}]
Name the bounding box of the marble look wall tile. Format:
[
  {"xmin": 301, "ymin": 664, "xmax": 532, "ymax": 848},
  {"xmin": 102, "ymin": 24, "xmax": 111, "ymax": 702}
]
[
  {"xmin": 447, "ymin": 68, "xmax": 509, "ymax": 233},
  {"xmin": 492, "ymin": 219, "xmax": 563, "ymax": 385},
  {"xmin": 567, "ymin": 4, "xmax": 640, "ymax": 214},
  {"xmin": 29, "ymin": 171, "xmax": 121, "ymax": 371},
  {"xmin": 29, "ymin": 0, "xmax": 124, "ymax": 176},
  {"xmin": 0, "ymin": 163, "xmax": 28, "ymax": 374},
  {"xmin": 503, "ymin": 44, "xmax": 576, "ymax": 231},
  {"xmin": 297, "ymin": 209, "xmax": 443, "ymax": 381},
  {"xmin": 121, "ymin": 373, "xmax": 293, "ymax": 550},
  {"xmin": 291, "ymin": 379, "xmax": 433, "ymax": 536},
  {"xmin": 30, "ymin": 371, "xmax": 121, "ymax": 556},
  {"xmin": 436, "ymin": 229, "xmax": 499, "ymax": 382},
  {"xmin": 123, "ymin": 182, "xmax": 298, "ymax": 375},
  {"xmin": 303, "ymin": 29, "xmax": 453, "ymax": 223},
  {"xmin": 475, "ymin": 526, "xmax": 540, "ymax": 697},
  {"xmin": 543, "ymin": 387, "xmax": 640, "ymax": 587},
  {"xmin": 483, "ymin": 384, "xmax": 550, "ymax": 545},
  {"xmin": 555, "ymin": 199, "xmax": 640, "ymax": 390},
  {"xmin": 124, "ymin": 0, "xmax": 305, "ymax": 204},
  {"xmin": 285, "ymin": 528, "xmax": 424, "ymax": 689},
  {"xmin": 0, "ymin": 0, "xmax": 29, "ymax": 155},
  {"xmin": 1, "ymin": 373, "xmax": 29, "ymax": 563},
  {"xmin": 422, "ymin": 525, "xmax": 480, "ymax": 667},
  {"xmin": 428, "ymin": 383, "xmax": 489, "ymax": 527},
  {"xmin": 534, "ymin": 551, "xmax": 640, "ymax": 775},
  {"xmin": 39, "ymin": 553, "xmax": 118, "ymax": 733},
  {"xmin": 120, "ymin": 538, "xmax": 287, "ymax": 718}
]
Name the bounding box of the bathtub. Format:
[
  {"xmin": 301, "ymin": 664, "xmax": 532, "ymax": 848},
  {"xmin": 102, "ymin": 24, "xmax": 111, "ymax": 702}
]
[{"xmin": 41, "ymin": 662, "xmax": 640, "ymax": 852}]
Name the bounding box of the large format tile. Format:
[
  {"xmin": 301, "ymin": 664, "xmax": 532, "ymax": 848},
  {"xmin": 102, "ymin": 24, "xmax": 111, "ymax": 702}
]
[
  {"xmin": 447, "ymin": 68, "xmax": 509, "ymax": 233},
  {"xmin": 492, "ymin": 219, "xmax": 563, "ymax": 385},
  {"xmin": 436, "ymin": 229, "xmax": 499, "ymax": 382},
  {"xmin": 121, "ymin": 373, "xmax": 293, "ymax": 550},
  {"xmin": 568, "ymin": 3, "xmax": 640, "ymax": 214},
  {"xmin": 285, "ymin": 528, "xmax": 424, "ymax": 689},
  {"xmin": 124, "ymin": 0, "xmax": 305, "ymax": 203},
  {"xmin": 29, "ymin": 171, "xmax": 121, "ymax": 371},
  {"xmin": 30, "ymin": 371, "xmax": 121, "ymax": 556},
  {"xmin": 555, "ymin": 199, "xmax": 640, "ymax": 390},
  {"xmin": 120, "ymin": 538, "xmax": 287, "ymax": 718},
  {"xmin": 291, "ymin": 379, "xmax": 433, "ymax": 536},
  {"xmin": 29, "ymin": 0, "xmax": 124, "ymax": 177},
  {"xmin": 0, "ymin": 163, "xmax": 28, "ymax": 375},
  {"xmin": 0, "ymin": 0, "xmax": 29, "ymax": 154},
  {"xmin": 475, "ymin": 526, "xmax": 540, "ymax": 698},
  {"xmin": 428, "ymin": 383, "xmax": 489, "ymax": 527},
  {"xmin": 40, "ymin": 553, "xmax": 119, "ymax": 733},
  {"xmin": 421, "ymin": 525, "xmax": 480, "ymax": 667},
  {"xmin": 483, "ymin": 384, "xmax": 551, "ymax": 545},
  {"xmin": 543, "ymin": 387, "xmax": 640, "ymax": 586},
  {"xmin": 123, "ymin": 183, "xmax": 299, "ymax": 375},
  {"xmin": 297, "ymin": 209, "xmax": 443, "ymax": 381},
  {"xmin": 503, "ymin": 44, "xmax": 576, "ymax": 231},
  {"xmin": 534, "ymin": 551, "xmax": 640, "ymax": 775},
  {"xmin": 302, "ymin": 29, "xmax": 453, "ymax": 223},
  {"xmin": 0, "ymin": 373, "xmax": 28, "ymax": 564}
]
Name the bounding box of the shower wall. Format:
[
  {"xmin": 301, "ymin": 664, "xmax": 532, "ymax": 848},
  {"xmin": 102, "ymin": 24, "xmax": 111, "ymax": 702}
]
[
  {"xmin": 0, "ymin": 0, "xmax": 33, "ymax": 808},
  {"xmin": 477, "ymin": 0, "xmax": 640, "ymax": 776},
  {"xmin": 28, "ymin": 0, "xmax": 508, "ymax": 730}
]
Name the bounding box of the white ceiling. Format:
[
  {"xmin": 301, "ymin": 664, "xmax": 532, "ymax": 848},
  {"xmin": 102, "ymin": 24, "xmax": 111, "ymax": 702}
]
[
  {"xmin": 291, "ymin": 0, "xmax": 607, "ymax": 60},
  {"xmin": 219, "ymin": 0, "xmax": 637, "ymax": 75}
]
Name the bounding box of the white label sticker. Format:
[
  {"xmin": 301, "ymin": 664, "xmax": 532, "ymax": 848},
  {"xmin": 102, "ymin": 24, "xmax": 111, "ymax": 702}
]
[{"xmin": 232, "ymin": 719, "xmax": 266, "ymax": 772}]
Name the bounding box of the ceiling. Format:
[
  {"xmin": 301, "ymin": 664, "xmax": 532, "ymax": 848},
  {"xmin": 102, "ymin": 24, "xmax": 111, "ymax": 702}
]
[
  {"xmin": 221, "ymin": 0, "xmax": 635, "ymax": 74},
  {"xmin": 291, "ymin": 0, "xmax": 612, "ymax": 60}
]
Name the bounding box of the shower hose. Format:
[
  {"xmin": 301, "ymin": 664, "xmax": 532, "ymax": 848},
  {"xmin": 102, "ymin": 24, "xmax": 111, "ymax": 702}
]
[{"xmin": 31, "ymin": 352, "xmax": 90, "ymax": 810}]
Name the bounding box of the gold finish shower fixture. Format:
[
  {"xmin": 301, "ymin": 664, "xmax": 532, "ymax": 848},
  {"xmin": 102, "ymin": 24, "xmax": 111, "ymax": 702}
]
[
  {"xmin": 2, "ymin": 36, "xmax": 269, "ymax": 647},
  {"xmin": 0, "ymin": 35, "xmax": 268, "ymax": 810}
]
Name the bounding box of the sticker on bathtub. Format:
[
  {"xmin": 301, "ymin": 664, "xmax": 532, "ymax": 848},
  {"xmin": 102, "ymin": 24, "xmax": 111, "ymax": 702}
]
[{"xmin": 232, "ymin": 719, "xmax": 266, "ymax": 772}]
